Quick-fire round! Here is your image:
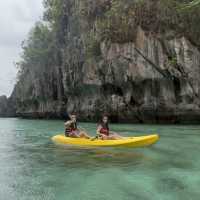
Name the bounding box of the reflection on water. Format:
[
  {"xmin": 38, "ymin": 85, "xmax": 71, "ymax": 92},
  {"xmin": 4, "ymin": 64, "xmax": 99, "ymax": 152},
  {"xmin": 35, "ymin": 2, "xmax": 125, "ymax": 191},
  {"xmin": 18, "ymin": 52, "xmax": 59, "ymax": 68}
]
[{"xmin": 0, "ymin": 118, "xmax": 200, "ymax": 200}]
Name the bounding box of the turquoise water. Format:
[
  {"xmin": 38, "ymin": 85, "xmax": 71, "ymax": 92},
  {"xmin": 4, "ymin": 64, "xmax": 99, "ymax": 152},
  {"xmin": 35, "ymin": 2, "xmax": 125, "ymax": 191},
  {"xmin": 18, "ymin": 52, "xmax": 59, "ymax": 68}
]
[{"xmin": 0, "ymin": 118, "xmax": 200, "ymax": 200}]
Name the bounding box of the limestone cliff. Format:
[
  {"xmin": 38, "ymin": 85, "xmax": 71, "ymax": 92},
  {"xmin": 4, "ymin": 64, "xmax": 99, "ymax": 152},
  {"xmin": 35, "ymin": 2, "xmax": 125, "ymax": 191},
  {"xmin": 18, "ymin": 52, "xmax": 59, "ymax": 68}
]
[{"xmin": 4, "ymin": 0, "xmax": 200, "ymax": 123}]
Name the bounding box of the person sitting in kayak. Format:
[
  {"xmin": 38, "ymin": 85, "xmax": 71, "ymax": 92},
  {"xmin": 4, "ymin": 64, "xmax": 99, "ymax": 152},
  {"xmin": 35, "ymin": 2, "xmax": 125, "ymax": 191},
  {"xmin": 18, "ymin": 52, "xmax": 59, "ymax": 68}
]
[
  {"xmin": 64, "ymin": 113, "xmax": 90, "ymax": 139},
  {"xmin": 96, "ymin": 115, "xmax": 123, "ymax": 140}
]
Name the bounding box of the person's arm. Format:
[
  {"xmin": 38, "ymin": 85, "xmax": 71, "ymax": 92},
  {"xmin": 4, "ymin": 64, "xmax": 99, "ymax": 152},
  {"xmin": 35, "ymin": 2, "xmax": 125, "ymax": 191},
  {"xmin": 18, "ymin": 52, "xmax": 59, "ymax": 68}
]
[
  {"xmin": 72, "ymin": 132, "xmax": 81, "ymax": 138},
  {"xmin": 96, "ymin": 125, "xmax": 102, "ymax": 136},
  {"xmin": 64, "ymin": 120, "xmax": 73, "ymax": 127},
  {"xmin": 78, "ymin": 126, "xmax": 86, "ymax": 132}
]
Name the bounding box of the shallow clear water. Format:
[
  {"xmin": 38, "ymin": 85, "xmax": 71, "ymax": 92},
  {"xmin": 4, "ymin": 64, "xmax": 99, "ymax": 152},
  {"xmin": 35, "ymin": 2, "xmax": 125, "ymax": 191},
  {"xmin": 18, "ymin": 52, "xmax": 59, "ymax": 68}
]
[{"xmin": 0, "ymin": 118, "xmax": 200, "ymax": 200}]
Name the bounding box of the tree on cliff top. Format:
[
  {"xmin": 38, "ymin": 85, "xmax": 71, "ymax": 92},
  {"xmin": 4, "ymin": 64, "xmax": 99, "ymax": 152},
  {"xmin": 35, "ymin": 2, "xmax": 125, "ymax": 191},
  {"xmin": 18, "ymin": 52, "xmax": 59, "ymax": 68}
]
[
  {"xmin": 16, "ymin": 22, "xmax": 53, "ymax": 80},
  {"xmin": 16, "ymin": 0, "xmax": 200, "ymax": 81}
]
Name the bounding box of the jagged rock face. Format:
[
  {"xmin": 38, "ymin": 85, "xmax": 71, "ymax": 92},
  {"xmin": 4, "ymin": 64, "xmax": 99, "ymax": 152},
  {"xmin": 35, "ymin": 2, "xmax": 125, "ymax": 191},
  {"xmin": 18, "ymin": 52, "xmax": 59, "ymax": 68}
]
[
  {"xmin": 13, "ymin": 26, "xmax": 200, "ymax": 123},
  {"xmin": 11, "ymin": 1, "xmax": 200, "ymax": 123},
  {"xmin": 74, "ymin": 27, "xmax": 200, "ymax": 123}
]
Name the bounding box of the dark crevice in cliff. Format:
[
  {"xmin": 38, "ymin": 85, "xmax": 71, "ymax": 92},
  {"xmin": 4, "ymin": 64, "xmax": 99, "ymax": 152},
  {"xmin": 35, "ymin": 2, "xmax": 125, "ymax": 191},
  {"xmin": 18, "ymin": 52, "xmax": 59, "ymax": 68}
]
[
  {"xmin": 134, "ymin": 46, "xmax": 173, "ymax": 80},
  {"xmin": 173, "ymin": 77, "xmax": 181, "ymax": 103},
  {"xmin": 101, "ymin": 83, "xmax": 123, "ymax": 96},
  {"xmin": 159, "ymin": 38, "xmax": 199, "ymax": 99}
]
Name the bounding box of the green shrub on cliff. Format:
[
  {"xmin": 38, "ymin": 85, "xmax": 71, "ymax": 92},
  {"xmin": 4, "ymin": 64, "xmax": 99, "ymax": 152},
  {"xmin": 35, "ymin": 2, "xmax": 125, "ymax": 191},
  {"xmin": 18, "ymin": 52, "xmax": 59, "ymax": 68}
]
[
  {"xmin": 95, "ymin": 0, "xmax": 200, "ymax": 47},
  {"xmin": 17, "ymin": 22, "xmax": 53, "ymax": 79},
  {"xmin": 22, "ymin": 23, "xmax": 52, "ymax": 64},
  {"xmin": 16, "ymin": 0, "xmax": 200, "ymax": 81},
  {"xmin": 17, "ymin": 1, "xmax": 68, "ymax": 77},
  {"xmin": 182, "ymin": 0, "xmax": 200, "ymax": 9},
  {"xmin": 96, "ymin": 0, "xmax": 144, "ymax": 43}
]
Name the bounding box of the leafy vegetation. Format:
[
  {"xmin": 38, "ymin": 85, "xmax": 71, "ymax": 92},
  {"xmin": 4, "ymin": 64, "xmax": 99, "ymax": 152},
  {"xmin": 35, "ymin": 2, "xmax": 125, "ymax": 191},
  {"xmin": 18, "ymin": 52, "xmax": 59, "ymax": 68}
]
[
  {"xmin": 16, "ymin": 0, "xmax": 200, "ymax": 82},
  {"xmin": 182, "ymin": 0, "xmax": 200, "ymax": 9},
  {"xmin": 16, "ymin": 22, "xmax": 53, "ymax": 79},
  {"xmin": 16, "ymin": 0, "xmax": 67, "ymax": 80},
  {"xmin": 95, "ymin": 0, "xmax": 200, "ymax": 46}
]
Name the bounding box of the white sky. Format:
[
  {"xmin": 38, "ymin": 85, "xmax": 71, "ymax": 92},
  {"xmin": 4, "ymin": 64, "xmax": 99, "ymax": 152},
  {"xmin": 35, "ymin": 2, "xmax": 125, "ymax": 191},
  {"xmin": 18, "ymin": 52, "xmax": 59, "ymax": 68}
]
[{"xmin": 0, "ymin": 0, "xmax": 44, "ymax": 97}]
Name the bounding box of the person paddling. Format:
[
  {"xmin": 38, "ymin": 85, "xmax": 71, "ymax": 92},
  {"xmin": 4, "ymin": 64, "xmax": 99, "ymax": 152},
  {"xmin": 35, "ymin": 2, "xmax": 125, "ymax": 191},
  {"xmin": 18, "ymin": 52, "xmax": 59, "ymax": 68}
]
[
  {"xmin": 64, "ymin": 113, "xmax": 90, "ymax": 139},
  {"xmin": 96, "ymin": 114, "xmax": 123, "ymax": 140}
]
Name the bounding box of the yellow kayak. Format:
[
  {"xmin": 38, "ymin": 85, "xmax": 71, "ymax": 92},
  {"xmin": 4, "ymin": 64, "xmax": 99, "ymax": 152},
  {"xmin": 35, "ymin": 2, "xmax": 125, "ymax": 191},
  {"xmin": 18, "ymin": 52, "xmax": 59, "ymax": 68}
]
[{"xmin": 52, "ymin": 134, "xmax": 159, "ymax": 148}]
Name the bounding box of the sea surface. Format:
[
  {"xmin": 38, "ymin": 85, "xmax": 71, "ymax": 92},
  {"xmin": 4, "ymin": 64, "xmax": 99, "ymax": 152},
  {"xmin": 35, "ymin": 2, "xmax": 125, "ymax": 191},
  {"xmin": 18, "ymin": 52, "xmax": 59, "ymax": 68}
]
[{"xmin": 0, "ymin": 118, "xmax": 200, "ymax": 200}]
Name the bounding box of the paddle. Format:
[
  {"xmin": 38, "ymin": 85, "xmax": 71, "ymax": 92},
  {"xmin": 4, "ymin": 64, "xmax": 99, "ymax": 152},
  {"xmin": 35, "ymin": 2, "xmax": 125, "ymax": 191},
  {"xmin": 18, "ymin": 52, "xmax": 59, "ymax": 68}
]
[{"xmin": 90, "ymin": 135, "xmax": 99, "ymax": 141}]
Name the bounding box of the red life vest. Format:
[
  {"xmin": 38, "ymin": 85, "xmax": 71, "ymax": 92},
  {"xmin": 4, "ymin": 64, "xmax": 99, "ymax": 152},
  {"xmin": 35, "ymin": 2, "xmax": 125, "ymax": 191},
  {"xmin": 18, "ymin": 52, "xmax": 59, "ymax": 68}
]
[
  {"xmin": 99, "ymin": 123, "xmax": 109, "ymax": 136},
  {"xmin": 69, "ymin": 127, "xmax": 77, "ymax": 132},
  {"xmin": 65, "ymin": 122, "xmax": 78, "ymax": 136},
  {"xmin": 100, "ymin": 128, "xmax": 109, "ymax": 135}
]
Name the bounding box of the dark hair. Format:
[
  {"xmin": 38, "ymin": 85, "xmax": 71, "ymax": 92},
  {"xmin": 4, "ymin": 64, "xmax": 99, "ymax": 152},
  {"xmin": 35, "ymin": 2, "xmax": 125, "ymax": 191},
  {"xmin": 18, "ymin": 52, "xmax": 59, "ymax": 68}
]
[
  {"xmin": 99, "ymin": 114, "xmax": 109, "ymax": 130},
  {"xmin": 66, "ymin": 112, "xmax": 76, "ymax": 121},
  {"xmin": 102, "ymin": 113, "xmax": 109, "ymax": 119},
  {"xmin": 70, "ymin": 112, "xmax": 77, "ymax": 116}
]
